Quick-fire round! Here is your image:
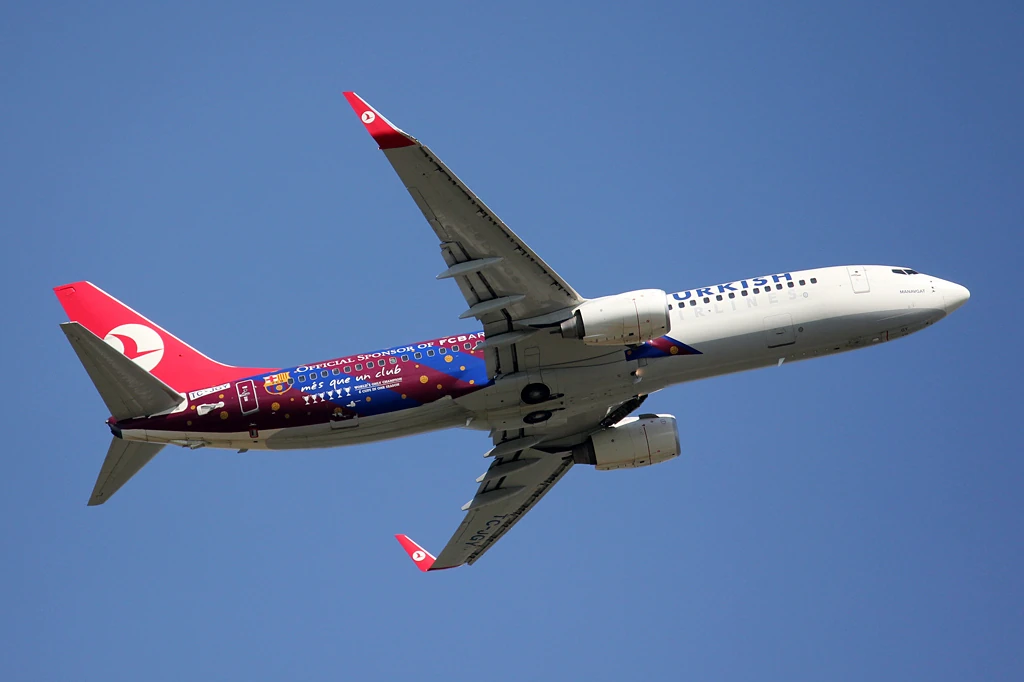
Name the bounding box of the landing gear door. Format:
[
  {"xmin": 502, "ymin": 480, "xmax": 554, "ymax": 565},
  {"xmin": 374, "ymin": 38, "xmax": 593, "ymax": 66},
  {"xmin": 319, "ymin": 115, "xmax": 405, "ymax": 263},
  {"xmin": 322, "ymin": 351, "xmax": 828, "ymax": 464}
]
[
  {"xmin": 522, "ymin": 345, "xmax": 558, "ymax": 396},
  {"xmin": 847, "ymin": 266, "xmax": 870, "ymax": 293},
  {"xmin": 523, "ymin": 346, "xmax": 542, "ymax": 385}
]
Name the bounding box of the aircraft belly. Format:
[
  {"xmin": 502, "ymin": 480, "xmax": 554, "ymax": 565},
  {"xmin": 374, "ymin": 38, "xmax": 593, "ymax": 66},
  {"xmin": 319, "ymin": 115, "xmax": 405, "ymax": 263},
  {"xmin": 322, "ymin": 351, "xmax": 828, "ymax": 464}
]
[
  {"xmin": 455, "ymin": 362, "xmax": 638, "ymax": 432},
  {"xmin": 264, "ymin": 399, "xmax": 468, "ymax": 450},
  {"xmin": 120, "ymin": 397, "xmax": 470, "ymax": 451}
]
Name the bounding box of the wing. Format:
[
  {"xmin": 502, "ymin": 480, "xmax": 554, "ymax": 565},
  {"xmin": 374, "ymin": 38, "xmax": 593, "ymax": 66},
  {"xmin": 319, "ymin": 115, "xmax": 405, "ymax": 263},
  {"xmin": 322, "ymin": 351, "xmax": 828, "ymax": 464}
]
[
  {"xmin": 342, "ymin": 92, "xmax": 584, "ymax": 332},
  {"xmin": 394, "ymin": 398, "xmax": 649, "ymax": 570},
  {"xmin": 440, "ymin": 446, "xmax": 575, "ymax": 569},
  {"xmin": 399, "ymin": 446, "xmax": 575, "ymax": 570}
]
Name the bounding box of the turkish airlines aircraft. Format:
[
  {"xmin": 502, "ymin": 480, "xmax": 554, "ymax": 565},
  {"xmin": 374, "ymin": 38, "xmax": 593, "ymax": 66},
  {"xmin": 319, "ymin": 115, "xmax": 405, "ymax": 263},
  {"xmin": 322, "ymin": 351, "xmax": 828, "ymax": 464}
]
[{"xmin": 55, "ymin": 93, "xmax": 970, "ymax": 571}]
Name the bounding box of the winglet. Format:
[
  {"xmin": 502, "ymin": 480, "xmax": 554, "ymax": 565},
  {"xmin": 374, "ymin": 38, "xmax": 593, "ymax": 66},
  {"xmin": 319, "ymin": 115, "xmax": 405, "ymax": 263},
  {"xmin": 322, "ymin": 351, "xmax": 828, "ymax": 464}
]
[
  {"xmin": 395, "ymin": 534, "xmax": 436, "ymax": 572},
  {"xmin": 343, "ymin": 92, "xmax": 417, "ymax": 150}
]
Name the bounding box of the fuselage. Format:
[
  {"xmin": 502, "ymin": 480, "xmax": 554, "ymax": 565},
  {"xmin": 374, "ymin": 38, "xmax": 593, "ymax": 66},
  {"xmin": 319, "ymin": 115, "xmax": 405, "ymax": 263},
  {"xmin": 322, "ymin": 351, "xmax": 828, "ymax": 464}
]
[{"xmin": 114, "ymin": 265, "xmax": 969, "ymax": 451}]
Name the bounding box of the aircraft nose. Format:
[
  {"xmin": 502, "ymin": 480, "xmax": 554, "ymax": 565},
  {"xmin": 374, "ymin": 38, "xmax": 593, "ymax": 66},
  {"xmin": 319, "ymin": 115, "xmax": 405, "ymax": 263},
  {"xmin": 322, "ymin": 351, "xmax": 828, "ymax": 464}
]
[{"xmin": 943, "ymin": 282, "xmax": 970, "ymax": 314}]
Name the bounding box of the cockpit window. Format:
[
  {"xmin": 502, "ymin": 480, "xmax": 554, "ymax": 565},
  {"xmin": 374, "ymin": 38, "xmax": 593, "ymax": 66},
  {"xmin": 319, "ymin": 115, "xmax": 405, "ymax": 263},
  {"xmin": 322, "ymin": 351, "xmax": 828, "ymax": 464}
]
[
  {"xmin": 892, "ymin": 268, "xmax": 920, "ymax": 275},
  {"xmin": 892, "ymin": 268, "xmax": 906, "ymax": 274},
  {"xmin": 906, "ymin": 269, "xmax": 919, "ymax": 275}
]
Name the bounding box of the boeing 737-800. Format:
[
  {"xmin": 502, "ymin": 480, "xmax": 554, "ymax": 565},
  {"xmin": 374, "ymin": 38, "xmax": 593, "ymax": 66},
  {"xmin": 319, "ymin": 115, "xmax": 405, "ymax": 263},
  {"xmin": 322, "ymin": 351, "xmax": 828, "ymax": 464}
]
[{"xmin": 55, "ymin": 92, "xmax": 969, "ymax": 571}]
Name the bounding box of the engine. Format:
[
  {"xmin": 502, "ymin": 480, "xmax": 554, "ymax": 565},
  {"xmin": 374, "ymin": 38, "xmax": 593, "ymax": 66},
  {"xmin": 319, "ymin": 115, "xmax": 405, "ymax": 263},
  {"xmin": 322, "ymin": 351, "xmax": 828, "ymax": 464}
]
[
  {"xmin": 572, "ymin": 414, "xmax": 680, "ymax": 471},
  {"xmin": 559, "ymin": 289, "xmax": 669, "ymax": 345}
]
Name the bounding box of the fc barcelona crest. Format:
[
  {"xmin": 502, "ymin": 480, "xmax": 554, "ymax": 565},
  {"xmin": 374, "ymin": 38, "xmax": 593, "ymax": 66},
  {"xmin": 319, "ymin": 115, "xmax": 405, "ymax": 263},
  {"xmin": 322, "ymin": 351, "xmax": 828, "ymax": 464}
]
[{"xmin": 263, "ymin": 371, "xmax": 293, "ymax": 395}]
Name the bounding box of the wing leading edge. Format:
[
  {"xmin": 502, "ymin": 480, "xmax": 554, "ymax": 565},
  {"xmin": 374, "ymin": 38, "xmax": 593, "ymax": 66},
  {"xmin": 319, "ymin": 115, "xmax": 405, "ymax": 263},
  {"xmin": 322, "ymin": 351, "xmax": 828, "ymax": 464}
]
[{"xmin": 342, "ymin": 92, "xmax": 584, "ymax": 328}]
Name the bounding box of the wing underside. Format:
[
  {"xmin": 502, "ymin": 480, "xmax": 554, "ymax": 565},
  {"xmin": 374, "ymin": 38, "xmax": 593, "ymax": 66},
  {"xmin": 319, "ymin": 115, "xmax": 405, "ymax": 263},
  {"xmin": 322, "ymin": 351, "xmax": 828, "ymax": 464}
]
[
  {"xmin": 342, "ymin": 92, "xmax": 583, "ymax": 329},
  {"xmin": 432, "ymin": 448, "xmax": 574, "ymax": 569},
  {"xmin": 397, "ymin": 399, "xmax": 646, "ymax": 570}
]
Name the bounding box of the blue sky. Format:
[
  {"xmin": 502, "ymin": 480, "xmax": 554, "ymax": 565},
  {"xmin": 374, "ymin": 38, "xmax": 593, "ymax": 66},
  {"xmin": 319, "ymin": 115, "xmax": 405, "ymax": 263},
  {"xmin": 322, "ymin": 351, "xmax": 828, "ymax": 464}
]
[{"xmin": 2, "ymin": 2, "xmax": 1021, "ymax": 680}]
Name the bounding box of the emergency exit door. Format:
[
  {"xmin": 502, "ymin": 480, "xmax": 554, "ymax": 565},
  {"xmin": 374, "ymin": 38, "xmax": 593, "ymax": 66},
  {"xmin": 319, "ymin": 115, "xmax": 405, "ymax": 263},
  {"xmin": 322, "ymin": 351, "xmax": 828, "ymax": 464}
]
[{"xmin": 847, "ymin": 266, "xmax": 870, "ymax": 293}]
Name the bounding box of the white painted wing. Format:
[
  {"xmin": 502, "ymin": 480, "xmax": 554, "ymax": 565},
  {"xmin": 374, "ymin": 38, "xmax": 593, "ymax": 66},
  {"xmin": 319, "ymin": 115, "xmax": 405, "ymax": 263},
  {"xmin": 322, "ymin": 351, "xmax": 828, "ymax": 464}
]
[
  {"xmin": 342, "ymin": 92, "xmax": 584, "ymax": 327},
  {"xmin": 432, "ymin": 448, "xmax": 575, "ymax": 569}
]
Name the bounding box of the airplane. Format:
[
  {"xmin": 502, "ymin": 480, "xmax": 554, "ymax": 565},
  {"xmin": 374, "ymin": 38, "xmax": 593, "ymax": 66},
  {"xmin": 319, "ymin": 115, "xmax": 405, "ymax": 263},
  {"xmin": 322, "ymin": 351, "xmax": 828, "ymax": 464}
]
[{"xmin": 54, "ymin": 92, "xmax": 970, "ymax": 572}]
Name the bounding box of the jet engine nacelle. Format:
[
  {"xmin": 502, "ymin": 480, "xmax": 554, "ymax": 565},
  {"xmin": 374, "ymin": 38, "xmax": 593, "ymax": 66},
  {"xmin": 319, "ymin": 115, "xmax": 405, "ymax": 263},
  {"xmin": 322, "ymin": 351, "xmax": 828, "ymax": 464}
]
[
  {"xmin": 559, "ymin": 289, "xmax": 669, "ymax": 345},
  {"xmin": 572, "ymin": 414, "xmax": 680, "ymax": 471}
]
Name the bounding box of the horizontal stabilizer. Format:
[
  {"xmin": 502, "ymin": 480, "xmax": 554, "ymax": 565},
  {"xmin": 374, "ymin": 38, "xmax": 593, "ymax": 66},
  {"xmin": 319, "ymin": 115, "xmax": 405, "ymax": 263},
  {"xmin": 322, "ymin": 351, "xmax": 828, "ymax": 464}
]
[
  {"xmin": 90, "ymin": 437, "xmax": 165, "ymax": 505},
  {"xmin": 60, "ymin": 322, "xmax": 183, "ymax": 420}
]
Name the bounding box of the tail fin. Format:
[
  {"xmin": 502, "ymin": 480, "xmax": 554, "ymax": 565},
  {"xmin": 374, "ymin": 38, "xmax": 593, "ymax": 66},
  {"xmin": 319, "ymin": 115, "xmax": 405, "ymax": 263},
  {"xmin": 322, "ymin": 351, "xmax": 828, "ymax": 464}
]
[{"xmin": 54, "ymin": 281, "xmax": 269, "ymax": 392}]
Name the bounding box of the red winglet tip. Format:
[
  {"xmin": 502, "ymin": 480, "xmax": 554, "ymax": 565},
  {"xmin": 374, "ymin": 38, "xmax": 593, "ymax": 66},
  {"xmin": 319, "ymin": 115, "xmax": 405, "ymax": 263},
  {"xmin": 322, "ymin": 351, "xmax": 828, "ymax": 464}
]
[
  {"xmin": 343, "ymin": 92, "xmax": 416, "ymax": 150},
  {"xmin": 395, "ymin": 534, "xmax": 436, "ymax": 572}
]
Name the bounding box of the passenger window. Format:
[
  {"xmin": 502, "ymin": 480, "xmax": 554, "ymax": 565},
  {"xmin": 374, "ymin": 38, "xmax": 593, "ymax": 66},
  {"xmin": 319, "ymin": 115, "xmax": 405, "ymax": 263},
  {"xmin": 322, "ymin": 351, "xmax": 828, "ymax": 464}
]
[
  {"xmin": 810, "ymin": 278, "xmax": 818, "ymax": 284},
  {"xmin": 427, "ymin": 350, "xmax": 435, "ymax": 357},
  {"xmin": 389, "ymin": 357, "xmax": 397, "ymax": 364},
  {"xmin": 332, "ymin": 368, "xmax": 340, "ymax": 375},
  {"xmin": 741, "ymin": 290, "xmax": 748, "ymax": 297},
  {"xmin": 344, "ymin": 366, "xmax": 351, "ymax": 373},
  {"xmin": 689, "ymin": 300, "xmax": 696, "ymax": 306},
  {"xmin": 703, "ymin": 297, "xmax": 710, "ymax": 303},
  {"xmin": 788, "ymin": 281, "xmax": 795, "ymax": 288},
  {"xmin": 776, "ymin": 283, "xmax": 783, "ymax": 290},
  {"xmin": 668, "ymin": 304, "xmax": 673, "ymax": 310},
  {"xmin": 464, "ymin": 343, "xmax": 472, "ymax": 350},
  {"xmin": 451, "ymin": 346, "xmax": 459, "ymax": 353},
  {"xmin": 355, "ymin": 364, "xmax": 362, "ymax": 371},
  {"xmin": 401, "ymin": 355, "xmax": 408, "ymax": 362},
  {"xmin": 298, "ymin": 374, "xmax": 305, "ymax": 382},
  {"xmin": 799, "ymin": 279, "xmax": 806, "ymax": 286},
  {"xmin": 439, "ymin": 347, "xmax": 446, "ymax": 354},
  {"xmin": 321, "ymin": 370, "xmax": 329, "ymax": 378},
  {"xmin": 753, "ymin": 288, "xmax": 760, "ymax": 294},
  {"xmin": 366, "ymin": 361, "xmax": 374, "ymax": 368},
  {"xmin": 414, "ymin": 352, "xmax": 422, "ymax": 359},
  {"xmin": 728, "ymin": 292, "xmax": 735, "ymax": 299},
  {"xmin": 716, "ymin": 294, "xmax": 722, "ymax": 301}
]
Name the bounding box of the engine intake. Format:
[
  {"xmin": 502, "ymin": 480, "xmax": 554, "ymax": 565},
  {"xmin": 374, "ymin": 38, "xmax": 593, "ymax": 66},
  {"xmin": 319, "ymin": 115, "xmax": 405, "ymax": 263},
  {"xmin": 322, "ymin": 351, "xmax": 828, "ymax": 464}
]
[
  {"xmin": 560, "ymin": 289, "xmax": 669, "ymax": 345},
  {"xmin": 572, "ymin": 414, "xmax": 680, "ymax": 471}
]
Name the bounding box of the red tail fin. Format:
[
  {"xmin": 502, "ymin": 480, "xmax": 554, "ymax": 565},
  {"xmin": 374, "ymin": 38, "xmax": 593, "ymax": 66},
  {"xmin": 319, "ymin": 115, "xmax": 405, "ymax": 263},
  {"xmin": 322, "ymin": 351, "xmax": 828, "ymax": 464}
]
[{"xmin": 54, "ymin": 281, "xmax": 270, "ymax": 392}]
